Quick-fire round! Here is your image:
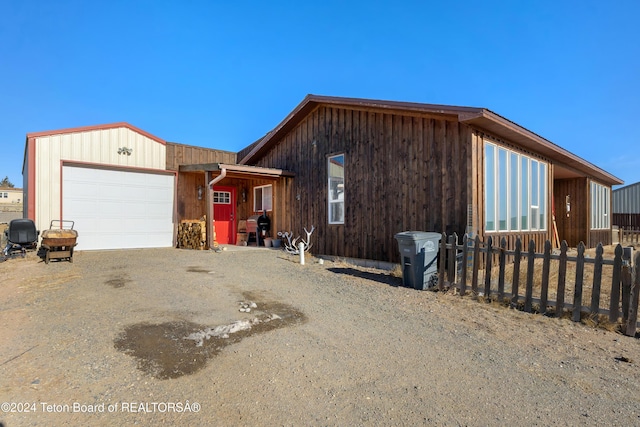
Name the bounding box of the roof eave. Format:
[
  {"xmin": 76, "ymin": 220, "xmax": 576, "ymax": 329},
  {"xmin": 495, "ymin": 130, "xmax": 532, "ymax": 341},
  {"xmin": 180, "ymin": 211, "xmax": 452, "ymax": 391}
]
[
  {"xmin": 239, "ymin": 94, "xmax": 483, "ymax": 165},
  {"xmin": 461, "ymin": 111, "xmax": 623, "ymax": 186},
  {"xmin": 179, "ymin": 162, "xmax": 294, "ymax": 178}
]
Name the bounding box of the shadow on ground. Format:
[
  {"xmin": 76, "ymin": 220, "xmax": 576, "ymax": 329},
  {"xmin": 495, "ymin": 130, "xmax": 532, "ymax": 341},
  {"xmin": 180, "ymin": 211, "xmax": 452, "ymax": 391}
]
[{"xmin": 327, "ymin": 267, "xmax": 403, "ymax": 287}]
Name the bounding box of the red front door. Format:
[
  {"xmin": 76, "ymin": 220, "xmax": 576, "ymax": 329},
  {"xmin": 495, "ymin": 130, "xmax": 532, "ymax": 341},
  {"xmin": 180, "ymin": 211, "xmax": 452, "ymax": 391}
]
[{"xmin": 213, "ymin": 186, "xmax": 236, "ymax": 245}]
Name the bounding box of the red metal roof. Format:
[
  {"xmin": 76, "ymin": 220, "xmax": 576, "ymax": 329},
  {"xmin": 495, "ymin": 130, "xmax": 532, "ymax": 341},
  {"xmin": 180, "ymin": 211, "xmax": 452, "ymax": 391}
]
[{"xmin": 26, "ymin": 122, "xmax": 166, "ymax": 145}]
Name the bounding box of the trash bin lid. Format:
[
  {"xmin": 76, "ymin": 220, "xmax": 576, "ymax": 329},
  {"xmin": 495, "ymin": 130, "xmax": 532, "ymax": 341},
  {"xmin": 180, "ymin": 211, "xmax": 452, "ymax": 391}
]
[{"xmin": 394, "ymin": 231, "xmax": 442, "ymax": 242}]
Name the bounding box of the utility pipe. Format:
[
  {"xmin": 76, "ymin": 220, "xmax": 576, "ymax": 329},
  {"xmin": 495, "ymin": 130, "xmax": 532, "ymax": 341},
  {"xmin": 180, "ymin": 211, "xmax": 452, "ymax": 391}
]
[
  {"xmin": 207, "ymin": 167, "xmax": 227, "ymax": 249},
  {"xmin": 299, "ymin": 242, "xmax": 305, "ymax": 265}
]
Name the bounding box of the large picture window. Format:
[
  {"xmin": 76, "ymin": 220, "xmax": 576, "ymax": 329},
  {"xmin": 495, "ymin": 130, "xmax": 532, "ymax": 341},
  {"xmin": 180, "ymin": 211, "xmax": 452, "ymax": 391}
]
[
  {"xmin": 254, "ymin": 185, "xmax": 272, "ymax": 212},
  {"xmin": 590, "ymin": 181, "xmax": 610, "ymax": 230},
  {"xmin": 484, "ymin": 142, "xmax": 547, "ymax": 232},
  {"xmin": 328, "ymin": 154, "xmax": 345, "ymax": 224}
]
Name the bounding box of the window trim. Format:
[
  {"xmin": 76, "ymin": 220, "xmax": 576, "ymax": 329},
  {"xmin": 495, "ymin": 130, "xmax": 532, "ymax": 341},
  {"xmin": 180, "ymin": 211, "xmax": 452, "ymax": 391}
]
[
  {"xmin": 484, "ymin": 141, "xmax": 548, "ymax": 233},
  {"xmin": 590, "ymin": 181, "xmax": 610, "ymax": 230},
  {"xmin": 213, "ymin": 191, "xmax": 231, "ymax": 204},
  {"xmin": 328, "ymin": 153, "xmax": 345, "ymax": 225},
  {"xmin": 253, "ymin": 184, "xmax": 273, "ymax": 212}
]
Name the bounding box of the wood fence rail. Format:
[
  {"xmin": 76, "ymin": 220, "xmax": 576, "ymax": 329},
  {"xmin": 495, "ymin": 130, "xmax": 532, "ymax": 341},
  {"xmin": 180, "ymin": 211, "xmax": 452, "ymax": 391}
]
[{"xmin": 437, "ymin": 233, "xmax": 640, "ymax": 337}]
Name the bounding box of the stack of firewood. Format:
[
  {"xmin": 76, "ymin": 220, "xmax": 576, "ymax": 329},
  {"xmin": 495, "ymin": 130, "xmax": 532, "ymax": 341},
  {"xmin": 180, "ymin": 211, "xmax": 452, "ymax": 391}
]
[{"xmin": 177, "ymin": 219, "xmax": 206, "ymax": 250}]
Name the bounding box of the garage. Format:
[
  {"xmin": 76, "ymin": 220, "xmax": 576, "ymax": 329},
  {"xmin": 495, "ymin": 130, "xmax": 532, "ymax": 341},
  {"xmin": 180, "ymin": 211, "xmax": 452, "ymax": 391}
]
[{"xmin": 62, "ymin": 165, "xmax": 175, "ymax": 250}]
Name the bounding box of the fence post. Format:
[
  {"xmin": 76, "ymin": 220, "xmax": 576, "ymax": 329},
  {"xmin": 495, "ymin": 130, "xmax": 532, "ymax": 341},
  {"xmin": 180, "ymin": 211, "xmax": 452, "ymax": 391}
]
[
  {"xmin": 524, "ymin": 240, "xmax": 535, "ymax": 313},
  {"xmin": 460, "ymin": 234, "xmax": 469, "ymax": 296},
  {"xmin": 621, "ymin": 247, "xmax": 632, "ymax": 327},
  {"xmin": 590, "ymin": 244, "xmax": 604, "ymax": 315},
  {"xmin": 498, "ymin": 238, "xmax": 507, "ymax": 301},
  {"xmin": 556, "ymin": 240, "xmax": 568, "ymax": 317},
  {"xmin": 626, "ymin": 251, "xmax": 640, "ymax": 337},
  {"xmin": 447, "ymin": 233, "xmax": 457, "ymax": 288},
  {"xmin": 619, "ymin": 227, "xmax": 623, "ymax": 245},
  {"xmin": 511, "ymin": 238, "xmax": 522, "ymax": 308},
  {"xmin": 540, "ymin": 240, "xmax": 551, "ymax": 315},
  {"xmin": 572, "ymin": 242, "xmax": 585, "ymax": 322},
  {"xmin": 609, "ymin": 245, "xmax": 623, "ymax": 323},
  {"xmin": 438, "ymin": 233, "xmax": 447, "ymax": 291},
  {"xmin": 484, "ymin": 236, "xmax": 493, "ymax": 299},
  {"xmin": 471, "ymin": 235, "xmax": 480, "ymax": 295}
]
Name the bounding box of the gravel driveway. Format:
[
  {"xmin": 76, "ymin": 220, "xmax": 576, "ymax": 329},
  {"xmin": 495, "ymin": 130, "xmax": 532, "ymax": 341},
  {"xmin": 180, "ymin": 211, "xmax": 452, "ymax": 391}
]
[{"xmin": 1, "ymin": 246, "xmax": 640, "ymax": 426}]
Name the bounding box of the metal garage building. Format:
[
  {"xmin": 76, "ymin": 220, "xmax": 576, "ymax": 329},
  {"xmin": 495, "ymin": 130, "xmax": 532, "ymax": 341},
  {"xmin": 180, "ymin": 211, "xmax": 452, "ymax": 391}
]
[
  {"xmin": 613, "ymin": 181, "xmax": 640, "ymax": 228},
  {"xmin": 23, "ymin": 123, "xmax": 176, "ymax": 250}
]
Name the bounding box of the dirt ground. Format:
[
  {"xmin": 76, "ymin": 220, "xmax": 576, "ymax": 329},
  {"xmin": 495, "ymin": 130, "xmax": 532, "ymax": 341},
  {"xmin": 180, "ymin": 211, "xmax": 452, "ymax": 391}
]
[{"xmin": 1, "ymin": 246, "xmax": 640, "ymax": 426}]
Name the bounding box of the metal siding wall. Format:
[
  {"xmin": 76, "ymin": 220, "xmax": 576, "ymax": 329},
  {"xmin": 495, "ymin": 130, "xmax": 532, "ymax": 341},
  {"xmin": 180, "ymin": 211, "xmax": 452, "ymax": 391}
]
[
  {"xmin": 613, "ymin": 182, "xmax": 640, "ymax": 214},
  {"xmin": 34, "ymin": 127, "xmax": 167, "ymax": 234}
]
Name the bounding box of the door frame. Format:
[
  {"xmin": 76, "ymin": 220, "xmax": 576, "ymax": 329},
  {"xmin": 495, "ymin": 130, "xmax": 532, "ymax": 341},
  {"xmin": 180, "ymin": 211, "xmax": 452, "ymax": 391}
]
[{"xmin": 212, "ymin": 185, "xmax": 236, "ymax": 245}]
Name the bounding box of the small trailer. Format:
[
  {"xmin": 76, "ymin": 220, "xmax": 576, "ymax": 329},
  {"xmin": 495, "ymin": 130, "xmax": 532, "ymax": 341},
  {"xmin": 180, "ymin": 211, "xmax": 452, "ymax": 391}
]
[{"xmin": 41, "ymin": 220, "xmax": 78, "ymax": 264}]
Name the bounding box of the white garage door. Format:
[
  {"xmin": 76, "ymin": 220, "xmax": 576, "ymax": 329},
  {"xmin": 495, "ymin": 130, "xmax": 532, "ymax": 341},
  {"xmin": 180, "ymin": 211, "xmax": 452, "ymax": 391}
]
[{"xmin": 62, "ymin": 166, "xmax": 175, "ymax": 250}]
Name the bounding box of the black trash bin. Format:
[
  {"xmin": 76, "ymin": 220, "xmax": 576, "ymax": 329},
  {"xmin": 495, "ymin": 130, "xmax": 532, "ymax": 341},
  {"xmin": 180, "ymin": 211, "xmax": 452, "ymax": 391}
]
[{"xmin": 394, "ymin": 231, "xmax": 441, "ymax": 290}]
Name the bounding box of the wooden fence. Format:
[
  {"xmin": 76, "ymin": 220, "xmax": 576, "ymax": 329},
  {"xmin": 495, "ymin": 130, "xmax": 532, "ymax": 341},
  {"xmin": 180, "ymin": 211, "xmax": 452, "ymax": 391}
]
[
  {"xmin": 437, "ymin": 233, "xmax": 640, "ymax": 337},
  {"xmin": 613, "ymin": 213, "xmax": 640, "ymax": 229},
  {"xmin": 618, "ymin": 227, "xmax": 640, "ymax": 245}
]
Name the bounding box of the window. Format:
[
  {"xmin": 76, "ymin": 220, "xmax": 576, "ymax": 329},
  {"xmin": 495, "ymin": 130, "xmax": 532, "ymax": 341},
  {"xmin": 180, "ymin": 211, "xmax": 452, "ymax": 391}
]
[
  {"xmin": 254, "ymin": 185, "xmax": 272, "ymax": 212},
  {"xmin": 328, "ymin": 154, "xmax": 345, "ymax": 224},
  {"xmin": 484, "ymin": 141, "xmax": 547, "ymax": 232},
  {"xmin": 590, "ymin": 181, "xmax": 610, "ymax": 229},
  {"xmin": 213, "ymin": 191, "xmax": 230, "ymax": 204}
]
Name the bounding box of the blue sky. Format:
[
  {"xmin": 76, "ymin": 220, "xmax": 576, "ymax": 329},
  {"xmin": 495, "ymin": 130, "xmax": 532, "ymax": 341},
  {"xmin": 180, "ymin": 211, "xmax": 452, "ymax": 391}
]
[{"xmin": 1, "ymin": 0, "xmax": 638, "ymax": 188}]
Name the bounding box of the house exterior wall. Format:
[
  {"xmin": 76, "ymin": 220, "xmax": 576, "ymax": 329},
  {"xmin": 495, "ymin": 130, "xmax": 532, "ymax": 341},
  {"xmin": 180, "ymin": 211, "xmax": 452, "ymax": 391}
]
[
  {"xmin": 249, "ymin": 105, "xmax": 472, "ymax": 262},
  {"xmin": 588, "ymin": 179, "xmax": 614, "ymax": 247},
  {"xmin": 553, "ymin": 177, "xmax": 588, "ymax": 247},
  {"xmin": 0, "ymin": 188, "xmax": 23, "ymax": 204},
  {"xmin": 25, "ymin": 126, "xmax": 167, "ymax": 234},
  {"xmin": 247, "ymin": 104, "xmax": 617, "ymax": 262},
  {"xmin": 166, "ymin": 143, "xmax": 236, "ymax": 171}
]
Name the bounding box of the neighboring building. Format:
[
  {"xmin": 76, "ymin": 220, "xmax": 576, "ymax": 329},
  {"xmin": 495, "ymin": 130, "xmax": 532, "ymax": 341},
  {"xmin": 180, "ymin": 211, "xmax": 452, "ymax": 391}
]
[
  {"xmin": 23, "ymin": 95, "xmax": 623, "ymax": 261},
  {"xmin": 0, "ymin": 187, "xmax": 23, "ymax": 204},
  {"xmin": 23, "ymin": 123, "xmax": 175, "ymax": 250},
  {"xmin": 613, "ymin": 181, "xmax": 640, "ymax": 228},
  {"xmin": 239, "ymin": 95, "xmax": 622, "ymax": 262}
]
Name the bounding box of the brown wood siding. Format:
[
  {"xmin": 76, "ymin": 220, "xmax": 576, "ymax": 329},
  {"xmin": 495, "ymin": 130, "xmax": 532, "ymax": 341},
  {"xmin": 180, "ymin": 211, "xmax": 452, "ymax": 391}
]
[
  {"xmin": 176, "ymin": 172, "xmax": 208, "ymax": 221},
  {"xmin": 589, "ymin": 229, "xmax": 611, "ymax": 247},
  {"xmin": 166, "ymin": 143, "xmax": 236, "ymax": 171},
  {"xmin": 553, "ymin": 177, "xmax": 588, "ymax": 247},
  {"xmin": 470, "ymin": 131, "xmax": 482, "ymax": 237},
  {"xmin": 249, "ymin": 105, "xmax": 471, "ymax": 263}
]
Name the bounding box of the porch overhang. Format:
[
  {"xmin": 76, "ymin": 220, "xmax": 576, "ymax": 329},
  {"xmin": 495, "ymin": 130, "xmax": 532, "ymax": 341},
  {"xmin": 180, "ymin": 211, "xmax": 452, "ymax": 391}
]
[
  {"xmin": 179, "ymin": 163, "xmax": 295, "ymax": 179},
  {"xmin": 179, "ymin": 163, "xmax": 293, "ymax": 250}
]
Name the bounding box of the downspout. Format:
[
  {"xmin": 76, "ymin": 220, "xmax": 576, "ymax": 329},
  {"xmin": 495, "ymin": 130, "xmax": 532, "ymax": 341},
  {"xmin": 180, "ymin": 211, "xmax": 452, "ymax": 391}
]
[{"xmin": 207, "ymin": 167, "xmax": 227, "ymax": 249}]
